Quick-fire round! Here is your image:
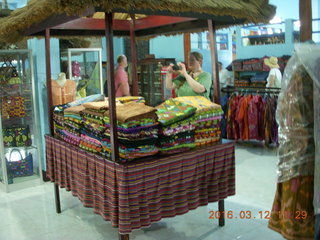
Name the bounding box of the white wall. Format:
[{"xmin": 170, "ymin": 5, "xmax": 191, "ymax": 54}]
[
  {"xmin": 101, "ymin": 37, "xmax": 124, "ymax": 63},
  {"xmin": 149, "ymin": 35, "xmax": 184, "ymax": 62}
]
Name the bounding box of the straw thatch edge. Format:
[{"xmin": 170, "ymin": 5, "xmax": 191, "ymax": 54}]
[{"xmin": 0, "ymin": 0, "xmax": 276, "ymax": 43}]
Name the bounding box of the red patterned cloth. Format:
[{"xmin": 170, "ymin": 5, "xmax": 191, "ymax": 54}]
[{"xmin": 45, "ymin": 135, "xmax": 235, "ymax": 234}]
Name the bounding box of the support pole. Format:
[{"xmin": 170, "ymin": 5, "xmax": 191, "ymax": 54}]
[
  {"xmin": 183, "ymin": 33, "xmax": 191, "ymax": 66},
  {"xmin": 207, "ymin": 20, "xmax": 220, "ymax": 104},
  {"xmin": 118, "ymin": 234, "xmax": 130, "ymax": 240},
  {"xmin": 45, "ymin": 29, "xmax": 61, "ymax": 213},
  {"xmin": 54, "ymin": 184, "xmax": 61, "ymax": 213},
  {"xmin": 105, "ymin": 13, "xmax": 119, "ymax": 162},
  {"xmin": 129, "ymin": 14, "xmax": 139, "ymax": 96},
  {"xmin": 218, "ymin": 200, "xmax": 225, "ymax": 226},
  {"xmin": 45, "ymin": 28, "xmax": 54, "ymax": 135},
  {"xmin": 299, "ymin": 0, "xmax": 312, "ymax": 41}
]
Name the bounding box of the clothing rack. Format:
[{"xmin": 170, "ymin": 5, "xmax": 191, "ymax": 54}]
[{"xmin": 221, "ymin": 86, "xmax": 281, "ymax": 95}]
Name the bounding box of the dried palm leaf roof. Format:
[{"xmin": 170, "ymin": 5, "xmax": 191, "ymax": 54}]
[{"xmin": 0, "ymin": 0, "xmax": 276, "ymax": 43}]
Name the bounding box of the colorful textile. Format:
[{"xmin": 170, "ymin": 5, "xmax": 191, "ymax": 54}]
[
  {"xmin": 225, "ymin": 93, "xmax": 278, "ymax": 144},
  {"xmin": 160, "ymin": 121, "xmax": 196, "ymax": 136},
  {"xmin": 116, "ymin": 102, "xmax": 157, "ymax": 123},
  {"xmin": 83, "ymin": 101, "xmax": 123, "ymax": 111},
  {"xmin": 45, "ymin": 135, "xmax": 235, "ymax": 234},
  {"xmin": 156, "ymin": 98, "xmax": 196, "ymax": 126},
  {"xmin": 174, "ymin": 96, "xmax": 222, "ymax": 115},
  {"xmin": 55, "ymin": 129, "xmax": 81, "ymax": 146},
  {"xmin": 268, "ymin": 176, "xmax": 314, "ymax": 240},
  {"xmin": 64, "ymin": 105, "xmax": 85, "ymax": 114},
  {"xmin": 116, "ymin": 96, "xmax": 145, "ymax": 104}
]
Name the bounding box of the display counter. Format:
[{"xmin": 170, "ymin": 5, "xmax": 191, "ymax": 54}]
[{"xmin": 45, "ymin": 135, "xmax": 235, "ymax": 236}]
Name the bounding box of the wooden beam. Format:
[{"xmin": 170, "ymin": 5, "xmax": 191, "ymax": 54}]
[
  {"xmin": 133, "ymin": 16, "xmax": 195, "ymax": 30},
  {"xmin": 207, "ymin": 20, "xmax": 220, "ymax": 104},
  {"xmin": 45, "ymin": 28, "xmax": 54, "ymax": 136},
  {"xmin": 129, "ymin": 14, "xmax": 139, "ymax": 96},
  {"xmin": 30, "ymin": 16, "xmax": 242, "ymax": 39},
  {"xmin": 105, "ymin": 13, "xmax": 119, "ymax": 162},
  {"xmin": 183, "ymin": 33, "xmax": 191, "ymax": 65},
  {"xmin": 52, "ymin": 18, "xmax": 131, "ymax": 31},
  {"xmin": 22, "ymin": 8, "xmax": 95, "ymax": 36},
  {"xmin": 32, "ymin": 29, "xmax": 130, "ymax": 37},
  {"xmin": 299, "ymin": 0, "xmax": 312, "ymax": 41}
]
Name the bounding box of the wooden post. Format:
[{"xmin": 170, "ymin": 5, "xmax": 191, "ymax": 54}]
[
  {"xmin": 105, "ymin": 13, "xmax": 119, "ymax": 162},
  {"xmin": 299, "ymin": 0, "xmax": 312, "ymax": 41},
  {"xmin": 183, "ymin": 33, "xmax": 191, "ymax": 66},
  {"xmin": 45, "ymin": 29, "xmax": 61, "ymax": 214},
  {"xmin": 129, "ymin": 14, "xmax": 139, "ymax": 96},
  {"xmin": 207, "ymin": 20, "xmax": 220, "ymax": 104},
  {"xmin": 218, "ymin": 200, "xmax": 225, "ymax": 226},
  {"xmin": 45, "ymin": 28, "xmax": 54, "ymax": 135}
]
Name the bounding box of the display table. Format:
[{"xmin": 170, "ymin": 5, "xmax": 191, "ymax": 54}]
[{"xmin": 45, "ymin": 135, "xmax": 235, "ymax": 236}]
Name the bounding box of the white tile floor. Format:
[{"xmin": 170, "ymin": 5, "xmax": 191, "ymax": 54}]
[{"xmin": 0, "ymin": 144, "xmax": 285, "ymax": 240}]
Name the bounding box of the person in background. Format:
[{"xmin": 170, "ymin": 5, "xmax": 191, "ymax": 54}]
[
  {"xmin": 218, "ymin": 61, "xmax": 233, "ymax": 89},
  {"xmin": 264, "ymin": 56, "xmax": 282, "ymax": 88},
  {"xmin": 114, "ymin": 55, "xmax": 130, "ymax": 97},
  {"xmin": 165, "ymin": 51, "xmax": 212, "ymax": 100}
]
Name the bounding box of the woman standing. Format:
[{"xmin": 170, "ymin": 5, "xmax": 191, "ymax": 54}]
[
  {"xmin": 165, "ymin": 52, "xmax": 212, "ymax": 99},
  {"xmin": 264, "ymin": 56, "xmax": 282, "ymax": 88}
]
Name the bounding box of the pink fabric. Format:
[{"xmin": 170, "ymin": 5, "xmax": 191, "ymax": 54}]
[
  {"xmin": 115, "ymin": 66, "xmax": 129, "ymax": 97},
  {"xmin": 248, "ymin": 95, "xmax": 259, "ymax": 140}
]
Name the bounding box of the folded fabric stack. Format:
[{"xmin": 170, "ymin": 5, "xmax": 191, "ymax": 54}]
[
  {"xmin": 53, "ymin": 104, "xmax": 69, "ymax": 135},
  {"xmin": 81, "ymin": 101, "xmax": 112, "ymax": 155},
  {"xmin": 116, "ymin": 96, "xmax": 145, "ymax": 104},
  {"xmin": 55, "ymin": 105, "xmax": 85, "ymax": 146},
  {"xmin": 234, "ymin": 79, "xmax": 250, "ymax": 87},
  {"xmin": 156, "ymin": 99, "xmax": 197, "ymax": 154},
  {"xmin": 175, "ymin": 96, "xmax": 224, "ymax": 146},
  {"xmin": 250, "ymin": 72, "xmax": 268, "ymax": 87},
  {"xmin": 102, "ymin": 102, "xmax": 159, "ymax": 161}
]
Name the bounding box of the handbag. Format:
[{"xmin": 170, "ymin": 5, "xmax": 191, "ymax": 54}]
[
  {"xmin": 0, "ymin": 66, "xmax": 13, "ymax": 84},
  {"xmin": 6, "ymin": 149, "xmax": 33, "ymax": 178},
  {"xmin": 2, "ymin": 125, "xmax": 32, "ymax": 147},
  {"xmin": 7, "ymin": 66, "xmax": 21, "ymax": 85},
  {"xmin": 1, "ymin": 95, "xmax": 26, "ymax": 118}
]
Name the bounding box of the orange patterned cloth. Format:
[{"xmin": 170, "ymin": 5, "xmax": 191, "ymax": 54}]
[
  {"xmin": 51, "ymin": 80, "xmax": 76, "ymax": 106},
  {"xmin": 268, "ymin": 176, "xmax": 314, "ymax": 240}
]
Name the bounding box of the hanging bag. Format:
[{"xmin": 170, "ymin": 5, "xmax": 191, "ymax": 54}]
[
  {"xmin": 0, "ymin": 62, "xmax": 13, "ymax": 84},
  {"xmin": 1, "ymin": 95, "xmax": 26, "ymax": 118},
  {"xmin": 7, "ymin": 65, "xmax": 21, "ymax": 85},
  {"xmin": 2, "ymin": 125, "xmax": 32, "ymax": 147},
  {"xmin": 6, "ymin": 149, "xmax": 34, "ymax": 178}
]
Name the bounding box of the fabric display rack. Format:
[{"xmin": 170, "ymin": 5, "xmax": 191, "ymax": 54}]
[
  {"xmin": 220, "ymin": 86, "xmax": 280, "ymax": 145},
  {"xmin": 53, "ymin": 96, "xmax": 224, "ymax": 160},
  {"xmin": 0, "ymin": 0, "xmax": 276, "ymax": 239},
  {"xmin": 232, "ymin": 55, "xmax": 290, "ymax": 87}
]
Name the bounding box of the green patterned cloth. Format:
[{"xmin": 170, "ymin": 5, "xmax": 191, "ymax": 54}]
[{"xmin": 156, "ymin": 99, "xmax": 196, "ymax": 126}]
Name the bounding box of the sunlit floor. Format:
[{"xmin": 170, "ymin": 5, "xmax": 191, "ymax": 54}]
[{"xmin": 0, "ymin": 144, "xmax": 285, "ymax": 240}]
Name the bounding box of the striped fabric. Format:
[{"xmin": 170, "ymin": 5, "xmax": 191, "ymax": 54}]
[{"xmin": 45, "ymin": 135, "xmax": 235, "ymax": 234}]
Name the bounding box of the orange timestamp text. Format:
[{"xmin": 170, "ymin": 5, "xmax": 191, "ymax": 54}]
[{"xmin": 208, "ymin": 210, "xmax": 308, "ymax": 220}]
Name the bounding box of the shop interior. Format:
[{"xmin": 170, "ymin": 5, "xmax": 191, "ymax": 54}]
[{"xmin": 0, "ymin": 0, "xmax": 319, "ymax": 240}]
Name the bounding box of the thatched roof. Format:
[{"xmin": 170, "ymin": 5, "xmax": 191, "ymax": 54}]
[{"xmin": 0, "ymin": 0, "xmax": 276, "ymax": 43}]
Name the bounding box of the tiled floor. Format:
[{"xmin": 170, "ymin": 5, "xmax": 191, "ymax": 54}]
[{"xmin": 0, "ymin": 144, "xmax": 285, "ymax": 240}]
